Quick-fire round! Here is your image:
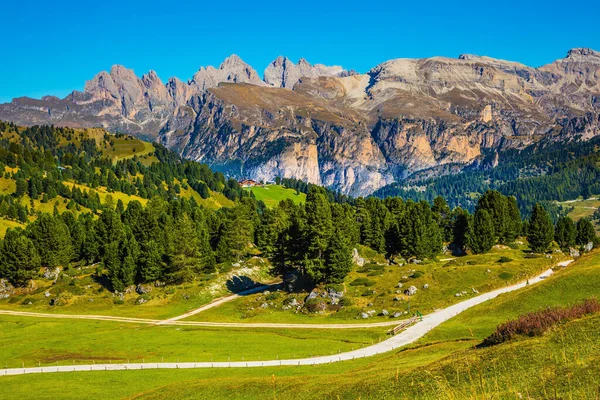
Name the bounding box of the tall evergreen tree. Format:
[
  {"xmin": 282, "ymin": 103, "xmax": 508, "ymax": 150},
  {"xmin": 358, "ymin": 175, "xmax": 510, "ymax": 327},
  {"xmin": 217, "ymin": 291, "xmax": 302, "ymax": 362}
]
[
  {"xmin": 476, "ymin": 190, "xmax": 509, "ymax": 244},
  {"xmin": 451, "ymin": 207, "xmax": 472, "ymax": 253},
  {"xmin": 0, "ymin": 229, "xmax": 41, "ymax": 286},
  {"xmin": 432, "ymin": 196, "xmax": 453, "ymax": 242},
  {"xmin": 139, "ymin": 240, "xmax": 164, "ymax": 282},
  {"xmin": 303, "ymin": 187, "xmax": 333, "ymax": 282},
  {"xmin": 555, "ymin": 216, "xmax": 576, "ymax": 250},
  {"xmin": 527, "ymin": 203, "xmax": 554, "ymax": 253},
  {"xmin": 398, "ymin": 201, "xmax": 442, "ymax": 259},
  {"xmin": 505, "ymin": 196, "xmax": 522, "ymax": 242},
  {"xmin": 468, "ymin": 209, "xmax": 495, "ymax": 254},
  {"xmin": 26, "ymin": 213, "xmax": 73, "ymax": 267},
  {"xmin": 168, "ymin": 214, "xmax": 201, "ymax": 282},
  {"xmin": 576, "ymin": 218, "xmax": 596, "ymax": 246},
  {"xmin": 324, "ymin": 230, "xmax": 353, "ymax": 284}
]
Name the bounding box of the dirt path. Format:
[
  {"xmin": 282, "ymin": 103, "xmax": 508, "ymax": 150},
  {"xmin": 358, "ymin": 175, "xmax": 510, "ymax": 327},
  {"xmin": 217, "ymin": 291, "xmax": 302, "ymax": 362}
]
[
  {"xmin": 0, "ymin": 261, "xmax": 573, "ymax": 376},
  {"xmin": 157, "ymin": 282, "xmax": 282, "ymax": 324}
]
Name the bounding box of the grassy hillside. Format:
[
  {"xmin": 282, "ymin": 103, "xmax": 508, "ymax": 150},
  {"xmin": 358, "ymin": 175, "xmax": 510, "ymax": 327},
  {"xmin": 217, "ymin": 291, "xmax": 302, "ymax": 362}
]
[
  {"xmin": 190, "ymin": 243, "xmax": 564, "ymax": 324},
  {"xmin": 0, "ymin": 123, "xmax": 244, "ymax": 237},
  {"xmin": 2, "ymin": 250, "xmax": 595, "ymax": 400},
  {"xmin": 245, "ymin": 184, "xmax": 306, "ymax": 207},
  {"xmin": 0, "ymin": 257, "xmax": 274, "ymax": 319},
  {"xmin": 0, "ymin": 316, "xmax": 384, "ymax": 368}
]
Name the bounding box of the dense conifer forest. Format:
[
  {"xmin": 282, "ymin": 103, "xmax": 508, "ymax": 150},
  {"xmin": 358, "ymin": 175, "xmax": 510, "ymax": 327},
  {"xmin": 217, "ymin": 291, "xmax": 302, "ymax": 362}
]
[{"xmin": 0, "ymin": 123, "xmax": 597, "ymax": 292}]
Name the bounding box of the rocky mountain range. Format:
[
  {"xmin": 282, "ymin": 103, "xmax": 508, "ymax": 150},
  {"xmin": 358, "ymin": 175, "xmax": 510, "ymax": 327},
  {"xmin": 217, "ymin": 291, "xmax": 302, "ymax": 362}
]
[{"xmin": 1, "ymin": 49, "xmax": 600, "ymax": 196}]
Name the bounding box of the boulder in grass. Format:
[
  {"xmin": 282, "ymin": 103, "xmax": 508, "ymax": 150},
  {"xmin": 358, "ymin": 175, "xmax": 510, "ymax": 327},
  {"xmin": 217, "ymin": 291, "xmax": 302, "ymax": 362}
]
[{"xmin": 404, "ymin": 286, "xmax": 417, "ymax": 296}]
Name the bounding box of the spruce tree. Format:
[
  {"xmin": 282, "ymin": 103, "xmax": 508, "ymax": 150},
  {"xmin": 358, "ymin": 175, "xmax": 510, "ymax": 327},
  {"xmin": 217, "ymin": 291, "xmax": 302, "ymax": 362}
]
[
  {"xmin": 476, "ymin": 190, "xmax": 509, "ymax": 243},
  {"xmin": 451, "ymin": 207, "xmax": 472, "ymax": 253},
  {"xmin": 324, "ymin": 231, "xmax": 353, "ymax": 284},
  {"xmin": 139, "ymin": 240, "xmax": 164, "ymax": 282},
  {"xmin": 26, "ymin": 213, "xmax": 73, "ymax": 267},
  {"xmin": 168, "ymin": 214, "xmax": 201, "ymax": 282},
  {"xmin": 505, "ymin": 196, "xmax": 522, "ymax": 242},
  {"xmin": 527, "ymin": 203, "xmax": 554, "ymax": 253},
  {"xmin": 303, "ymin": 187, "xmax": 333, "ymax": 283},
  {"xmin": 468, "ymin": 209, "xmax": 495, "ymax": 254},
  {"xmin": 576, "ymin": 218, "xmax": 596, "ymax": 246},
  {"xmin": 0, "ymin": 229, "xmax": 41, "ymax": 286},
  {"xmin": 555, "ymin": 216, "xmax": 576, "ymax": 250}
]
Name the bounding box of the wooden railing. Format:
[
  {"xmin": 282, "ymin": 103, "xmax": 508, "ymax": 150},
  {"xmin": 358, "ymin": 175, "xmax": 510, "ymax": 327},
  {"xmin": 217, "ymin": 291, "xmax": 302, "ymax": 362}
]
[{"xmin": 388, "ymin": 316, "xmax": 419, "ymax": 335}]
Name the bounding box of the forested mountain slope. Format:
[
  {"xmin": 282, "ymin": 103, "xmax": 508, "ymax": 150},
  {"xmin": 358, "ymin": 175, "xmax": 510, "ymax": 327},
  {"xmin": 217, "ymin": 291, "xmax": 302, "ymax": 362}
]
[{"xmin": 1, "ymin": 49, "xmax": 599, "ymax": 196}]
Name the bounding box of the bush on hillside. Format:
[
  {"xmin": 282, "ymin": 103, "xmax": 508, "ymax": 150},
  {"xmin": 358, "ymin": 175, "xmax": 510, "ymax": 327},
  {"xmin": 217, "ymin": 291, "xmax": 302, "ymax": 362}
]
[
  {"xmin": 498, "ymin": 272, "xmax": 513, "ymax": 280},
  {"xmin": 350, "ymin": 278, "xmax": 375, "ymax": 287},
  {"xmin": 480, "ymin": 298, "xmax": 600, "ymax": 347}
]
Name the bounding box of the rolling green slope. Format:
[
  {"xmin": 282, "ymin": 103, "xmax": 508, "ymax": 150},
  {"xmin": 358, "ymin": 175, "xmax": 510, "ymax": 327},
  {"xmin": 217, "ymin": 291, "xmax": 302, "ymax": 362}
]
[{"xmin": 245, "ymin": 184, "xmax": 306, "ymax": 207}]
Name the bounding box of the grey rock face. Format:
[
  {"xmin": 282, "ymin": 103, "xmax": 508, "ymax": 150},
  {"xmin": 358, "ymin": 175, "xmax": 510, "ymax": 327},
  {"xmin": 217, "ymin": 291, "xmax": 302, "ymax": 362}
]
[
  {"xmin": 352, "ymin": 248, "xmax": 365, "ymax": 267},
  {"xmin": 404, "ymin": 286, "xmax": 418, "ymax": 296},
  {"xmin": 264, "ymin": 56, "xmax": 349, "ymax": 88},
  {"xmin": 1, "ymin": 49, "xmax": 600, "ymax": 196}
]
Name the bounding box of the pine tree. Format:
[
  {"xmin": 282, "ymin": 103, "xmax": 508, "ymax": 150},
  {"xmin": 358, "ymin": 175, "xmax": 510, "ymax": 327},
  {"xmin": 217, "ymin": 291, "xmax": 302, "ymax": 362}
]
[
  {"xmin": 576, "ymin": 218, "xmax": 596, "ymax": 247},
  {"xmin": 168, "ymin": 214, "xmax": 201, "ymax": 282},
  {"xmin": 527, "ymin": 204, "xmax": 554, "ymax": 253},
  {"xmin": 324, "ymin": 230, "xmax": 353, "ymax": 284},
  {"xmin": 505, "ymin": 196, "xmax": 522, "ymax": 242},
  {"xmin": 432, "ymin": 196, "xmax": 453, "ymax": 242},
  {"xmin": 451, "ymin": 207, "xmax": 472, "ymax": 253},
  {"xmin": 26, "ymin": 213, "xmax": 73, "ymax": 267},
  {"xmin": 468, "ymin": 209, "xmax": 495, "ymax": 254},
  {"xmin": 303, "ymin": 187, "xmax": 333, "ymax": 282},
  {"xmin": 476, "ymin": 190, "xmax": 509, "ymax": 244},
  {"xmin": 398, "ymin": 201, "xmax": 442, "ymax": 259},
  {"xmin": 139, "ymin": 240, "xmax": 164, "ymax": 282},
  {"xmin": 555, "ymin": 216, "xmax": 576, "ymax": 250},
  {"xmin": 0, "ymin": 229, "xmax": 41, "ymax": 286}
]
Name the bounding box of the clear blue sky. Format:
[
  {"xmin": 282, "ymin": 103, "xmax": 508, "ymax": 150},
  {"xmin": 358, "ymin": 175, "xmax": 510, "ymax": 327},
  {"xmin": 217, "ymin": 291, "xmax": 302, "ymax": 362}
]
[{"xmin": 1, "ymin": 0, "xmax": 599, "ymax": 103}]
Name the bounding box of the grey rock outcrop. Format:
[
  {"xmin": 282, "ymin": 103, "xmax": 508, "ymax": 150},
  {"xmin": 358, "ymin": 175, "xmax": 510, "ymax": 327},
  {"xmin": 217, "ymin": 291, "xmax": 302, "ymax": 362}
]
[
  {"xmin": 2, "ymin": 49, "xmax": 600, "ymax": 196},
  {"xmin": 264, "ymin": 56, "xmax": 349, "ymax": 88},
  {"xmin": 404, "ymin": 286, "xmax": 418, "ymax": 296}
]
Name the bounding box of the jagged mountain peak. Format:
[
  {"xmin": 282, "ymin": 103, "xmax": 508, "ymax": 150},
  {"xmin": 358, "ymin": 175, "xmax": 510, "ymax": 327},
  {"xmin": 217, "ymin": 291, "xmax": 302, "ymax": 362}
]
[
  {"xmin": 219, "ymin": 54, "xmax": 248, "ymax": 69},
  {"xmin": 264, "ymin": 56, "xmax": 347, "ymax": 88},
  {"xmin": 2, "ymin": 49, "xmax": 600, "ymax": 197},
  {"xmin": 565, "ymin": 48, "xmax": 600, "ymax": 62}
]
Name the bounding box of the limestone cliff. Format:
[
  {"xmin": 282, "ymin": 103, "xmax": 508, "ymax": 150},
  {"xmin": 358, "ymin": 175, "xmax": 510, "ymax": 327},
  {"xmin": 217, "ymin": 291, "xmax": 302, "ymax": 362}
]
[{"xmin": 1, "ymin": 49, "xmax": 600, "ymax": 196}]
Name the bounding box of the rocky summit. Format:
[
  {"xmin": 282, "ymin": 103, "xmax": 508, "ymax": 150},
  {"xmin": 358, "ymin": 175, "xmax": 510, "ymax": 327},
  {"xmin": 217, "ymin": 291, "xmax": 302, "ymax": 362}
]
[{"xmin": 1, "ymin": 49, "xmax": 600, "ymax": 196}]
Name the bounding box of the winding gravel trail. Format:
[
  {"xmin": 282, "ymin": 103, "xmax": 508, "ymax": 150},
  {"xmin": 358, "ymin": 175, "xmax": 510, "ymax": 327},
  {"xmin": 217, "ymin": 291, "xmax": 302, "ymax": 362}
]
[
  {"xmin": 0, "ymin": 261, "xmax": 572, "ymax": 376},
  {"xmin": 156, "ymin": 282, "xmax": 282, "ymax": 324}
]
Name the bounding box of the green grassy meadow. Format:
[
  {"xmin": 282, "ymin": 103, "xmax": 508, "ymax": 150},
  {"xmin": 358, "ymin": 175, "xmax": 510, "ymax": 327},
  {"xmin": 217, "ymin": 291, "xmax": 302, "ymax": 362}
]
[
  {"xmin": 0, "ymin": 316, "xmax": 385, "ymax": 368},
  {"xmin": 2, "ymin": 251, "xmax": 599, "ymax": 399},
  {"xmin": 189, "ymin": 243, "xmax": 565, "ymax": 324},
  {"xmin": 245, "ymin": 185, "xmax": 306, "ymax": 208}
]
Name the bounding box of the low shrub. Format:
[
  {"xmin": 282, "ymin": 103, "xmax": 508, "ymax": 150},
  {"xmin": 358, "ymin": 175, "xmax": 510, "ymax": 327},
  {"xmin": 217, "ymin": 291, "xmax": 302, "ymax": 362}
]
[
  {"xmin": 325, "ymin": 284, "xmax": 344, "ymax": 293},
  {"xmin": 480, "ymin": 298, "xmax": 600, "ymax": 347},
  {"xmin": 350, "ymin": 278, "xmax": 375, "ymax": 287},
  {"xmin": 114, "ymin": 299, "xmax": 125, "ymax": 305},
  {"xmin": 358, "ymin": 263, "xmax": 384, "ymax": 275},
  {"xmin": 265, "ymin": 292, "xmax": 280, "ymax": 301},
  {"xmin": 497, "ymin": 256, "xmax": 513, "ymax": 263},
  {"xmin": 305, "ymin": 298, "xmax": 327, "ymax": 313},
  {"xmin": 411, "ymin": 271, "xmax": 424, "ymax": 279},
  {"xmin": 498, "ymin": 272, "xmax": 513, "ymax": 280},
  {"xmin": 338, "ymin": 297, "xmax": 353, "ymax": 307}
]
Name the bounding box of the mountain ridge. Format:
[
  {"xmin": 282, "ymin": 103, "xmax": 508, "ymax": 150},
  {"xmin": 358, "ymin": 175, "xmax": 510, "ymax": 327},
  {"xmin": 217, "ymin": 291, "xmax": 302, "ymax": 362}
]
[{"xmin": 1, "ymin": 48, "xmax": 599, "ymax": 196}]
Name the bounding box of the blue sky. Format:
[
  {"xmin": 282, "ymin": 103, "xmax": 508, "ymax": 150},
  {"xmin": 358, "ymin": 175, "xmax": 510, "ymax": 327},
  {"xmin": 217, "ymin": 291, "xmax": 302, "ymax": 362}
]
[{"xmin": 1, "ymin": 0, "xmax": 599, "ymax": 103}]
